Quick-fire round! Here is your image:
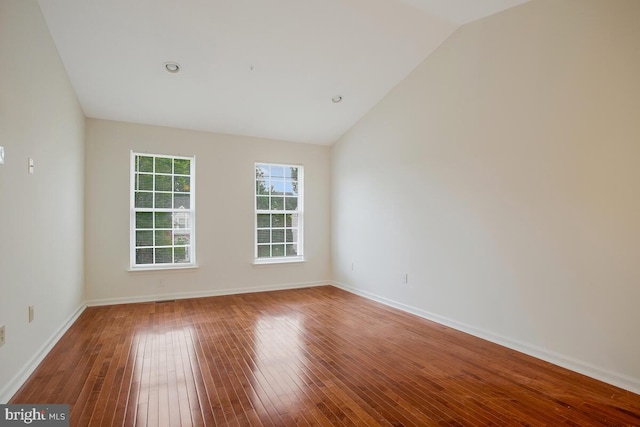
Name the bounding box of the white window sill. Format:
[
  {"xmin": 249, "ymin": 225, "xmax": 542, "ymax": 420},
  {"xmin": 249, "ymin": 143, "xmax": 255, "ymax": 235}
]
[
  {"xmin": 253, "ymin": 257, "xmax": 306, "ymax": 266},
  {"xmin": 128, "ymin": 264, "xmax": 199, "ymax": 272}
]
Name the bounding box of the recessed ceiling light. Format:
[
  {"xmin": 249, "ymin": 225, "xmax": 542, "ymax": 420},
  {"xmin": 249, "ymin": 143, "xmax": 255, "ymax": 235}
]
[
  {"xmin": 332, "ymin": 95, "xmax": 343, "ymax": 103},
  {"xmin": 164, "ymin": 62, "xmax": 181, "ymax": 73}
]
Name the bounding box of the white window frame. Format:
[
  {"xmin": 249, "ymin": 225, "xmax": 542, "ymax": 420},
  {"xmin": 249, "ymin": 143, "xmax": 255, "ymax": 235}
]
[
  {"xmin": 254, "ymin": 162, "xmax": 304, "ymax": 264},
  {"xmin": 130, "ymin": 151, "xmax": 196, "ymax": 270}
]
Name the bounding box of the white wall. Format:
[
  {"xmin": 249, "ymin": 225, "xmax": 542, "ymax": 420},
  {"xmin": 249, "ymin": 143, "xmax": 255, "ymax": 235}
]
[
  {"xmin": 0, "ymin": 0, "xmax": 86, "ymax": 401},
  {"xmin": 332, "ymin": 0, "xmax": 640, "ymax": 392},
  {"xmin": 85, "ymin": 119, "xmax": 331, "ymax": 303}
]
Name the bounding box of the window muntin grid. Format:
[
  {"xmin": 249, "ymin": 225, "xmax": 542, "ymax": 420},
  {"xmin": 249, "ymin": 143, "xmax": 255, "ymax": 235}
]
[
  {"xmin": 255, "ymin": 163, "xmax": 303, "ymax": 261},
  {"xmin": 131, "ymin": 152, "xmax": 195, "ymax": 269}
]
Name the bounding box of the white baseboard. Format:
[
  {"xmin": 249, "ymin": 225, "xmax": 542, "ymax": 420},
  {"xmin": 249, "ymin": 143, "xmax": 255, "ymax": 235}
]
[
  {"xmin": 86, "ymin": 281, "xmax": 329, "ymax": 307},
  {"xmin": 331, "ymin": 281, "xmax": 640, "ymax": 396},
  {"xmin": 0, "ymin": 304, "xmax": 86, "ymax": 404}
]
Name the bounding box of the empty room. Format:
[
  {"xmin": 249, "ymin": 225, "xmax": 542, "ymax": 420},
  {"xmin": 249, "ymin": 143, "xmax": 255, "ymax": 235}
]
[{"xmin": 1, "ymin": 0, "xmax": 639, "ymax": 425}]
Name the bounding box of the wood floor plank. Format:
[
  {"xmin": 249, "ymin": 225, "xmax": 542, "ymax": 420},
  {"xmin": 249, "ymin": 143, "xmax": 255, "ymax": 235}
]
[{"xmin": 9, "ymin": 286, "xmax": 640, "ymax": 426}]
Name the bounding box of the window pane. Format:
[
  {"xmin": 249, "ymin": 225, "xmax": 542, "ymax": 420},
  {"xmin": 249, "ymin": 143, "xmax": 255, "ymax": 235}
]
[
  {"xmin": 284, "ymin": 180, "xmax": 297, "ymax": 196},
  {"xmin": 155, "ymin": 175, "xmax": 171, "ymax": 191},
  {"xmin": 136, "ymin": 248, "xmax": 153, "ymax": 264},
  {"xmin": 155, "ymin": 193, "xmax": 172, "ymax": 208},
  {"xmin": 135, "ymin": 192, "xmax": 153, "ymax": 208},
  {"xmin": 174, "ymin": 159, "xmax": 190, "ymax": 175},
  {"xmin": 286, "ymin": 244, "xmax": 297, "ymax": 256},
  {"xmin": 136, "ymin": 230, "xmax": 153, "ymax": 247},
  {"xmin": 257, "ymin": 230, "xmax": 270, "ymax": 244},
  {"xmin": 272, "ymin": 229, "xmax": 284, "ymax": 243},
  {"xmin": 174, "ymin": 247, "xmax": 189, "ymax": 263},
  {"xmin": 155, "ymin": 230, "xmax": 172, "ymax": 246},
  {"xmin": 137, "ymin": 174, "xmax": 153, "ymax": 191},
  {"xmin": 174, "ymin": 194, "xmax": 190, "ymax": 209},
  {"xmin": 257, "ymin": 245, "xmax": 270, "ymax": 258},
  {"xmin": 257, "ymin": 196, "xmax": 269, "ymax": 210},
  {"xmin": 285, "ymin": 214, "xmax": 295, "ymax": 227},
  {"xmin": 137, "ymin": 156, "xmax": 153, "ymax": 173},
  {"xmin": 174, "ymin": 231, "xmax": 190, "ymax": 245},
  {"xmin": 271, "ymin": 197, "xmax": 284, "ymax": 210},
  {"xmin": 286, "ymin": 229, "xmax": 295, "ymax": 243},
  {"xmin": 256, "ymin": 180, "xmax": 269, "ymax": 196},
  {"xmin": 256, "ymin": 164, "xmax": 269, "ymax": 179},
  {"xmin": 271, "ymin": 180, "xmax": 285, "ymax": 195},
  {"xmin": 155, "ymin": 248, "xmax": 172, "ymax": 263},
  {"xmin": 257, "ymin": 214, "xmax": 270, "ymax": 228},
  {"xmin": 271, "ymin": 166, "xmax": 285, "ymax": 179},
  {"xmin": 288, "ymin": 167, "xmax": 298, "ymax": 180},
  {"xmin": 155, "ymin": 212, "xmax": 172, "ymax": 229},
  {"xmin": 155, "ymin": 157, "xmax": 172, "ymax": 174},
  {"xmin": 136, "ymin": 212, "xmax": 153, "ymax": 229},
  {"xmin": 174, "ymin": 176, "xmax": 190, "ymax": 193},
  {"xmin": 272, "ymin": 214, "xmax": 284, "ymax": 227},
  {"xmin": 173, "ymin": 212, "xmax": 190, "ymax": 229},
  {"xmin": 285, "ymin": 197, "xmax": 298, "ymax": 210},
  {"xmin": 272, "ymin": 244, "xmax": 285, "ymax": 257}
]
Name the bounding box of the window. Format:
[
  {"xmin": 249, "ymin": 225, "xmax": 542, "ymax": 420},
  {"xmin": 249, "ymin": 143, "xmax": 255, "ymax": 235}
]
[
  {"xmin": 130, "ymin": 152, "xmax": 196, "ymax": 269},
  {"xmin": 255, "ymin": 163, "xmax": 303, "ymax": 263}
]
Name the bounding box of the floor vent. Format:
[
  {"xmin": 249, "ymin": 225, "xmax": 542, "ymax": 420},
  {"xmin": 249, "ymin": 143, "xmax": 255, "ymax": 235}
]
[{"xmin": 155, "ymin": 299, "xmax": 176, "ymax": 304}]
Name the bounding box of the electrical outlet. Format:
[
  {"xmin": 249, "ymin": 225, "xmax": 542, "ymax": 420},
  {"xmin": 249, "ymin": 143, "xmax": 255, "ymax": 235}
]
[
  {"xmin": 29, "ymin": 305, "xmax": 34, "ymax": 323},
  {"xmin": 0, "ymin": 325, "xmax": 5, "ymax": 346},
  {"xmin": 400, "ymin": 273, "xmax": 408, "ymax": 284}
]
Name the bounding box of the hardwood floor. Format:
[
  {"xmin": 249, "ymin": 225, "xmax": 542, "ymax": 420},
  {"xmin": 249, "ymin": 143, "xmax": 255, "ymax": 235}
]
[{"xmin": 10, "ymin": 286, "xmax": 640, "ymax": 426}]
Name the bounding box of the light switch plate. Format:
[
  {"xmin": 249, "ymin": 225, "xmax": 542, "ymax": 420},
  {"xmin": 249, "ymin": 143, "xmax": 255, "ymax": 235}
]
[{"xmin": 0, "ymin": 146, "xmax": 5, "ymax": 164}]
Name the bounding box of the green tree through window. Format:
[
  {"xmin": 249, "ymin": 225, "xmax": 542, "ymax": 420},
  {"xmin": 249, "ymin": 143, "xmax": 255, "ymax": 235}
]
[
  {"xmin": 131, "ymin": 152, "xmax": 196, "ymax": 268},
  {"xmin": 255, "ymin": 163, "xmax": 303, "ymax": 261}
]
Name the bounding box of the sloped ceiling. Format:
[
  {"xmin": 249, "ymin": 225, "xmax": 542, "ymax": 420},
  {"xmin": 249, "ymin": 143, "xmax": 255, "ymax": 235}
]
[{"xmin": 38, "ymin": 0, "xmax": 529, "ymax": 145}]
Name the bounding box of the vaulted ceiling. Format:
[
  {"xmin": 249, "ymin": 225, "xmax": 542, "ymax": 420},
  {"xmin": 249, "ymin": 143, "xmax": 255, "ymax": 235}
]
[{"xmin": 38, "ymin": 0, "xmax": 529, "ymax": 145}]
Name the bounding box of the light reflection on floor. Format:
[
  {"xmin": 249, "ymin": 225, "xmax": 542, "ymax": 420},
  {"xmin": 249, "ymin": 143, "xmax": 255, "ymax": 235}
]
[
  {"xmin": 249, "ymin": 313, "xmax": 308, "ymax": 415},
  {"xmin": 130, "ymin": 325, "xmax": 199, "ymax": 426}
]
